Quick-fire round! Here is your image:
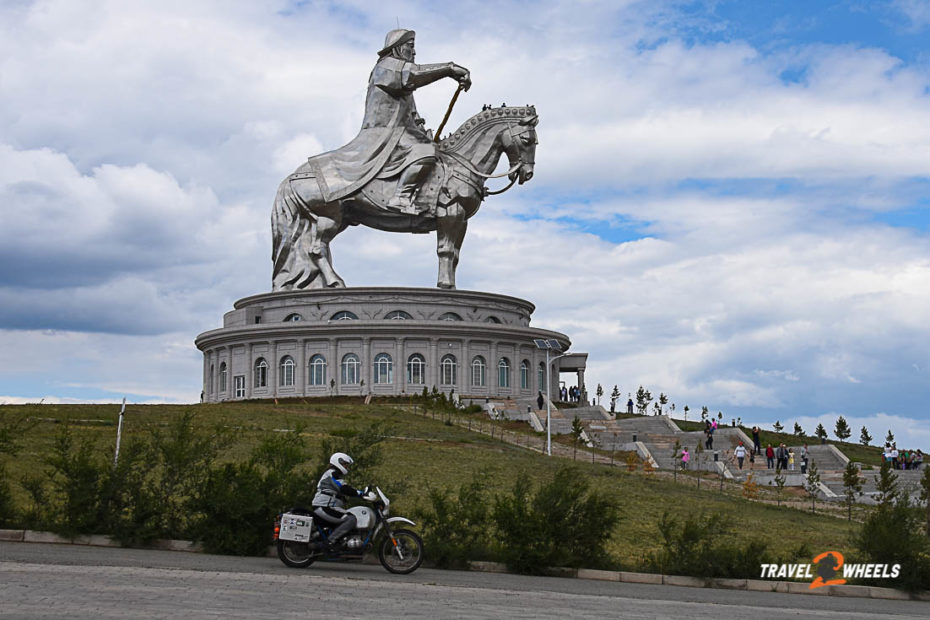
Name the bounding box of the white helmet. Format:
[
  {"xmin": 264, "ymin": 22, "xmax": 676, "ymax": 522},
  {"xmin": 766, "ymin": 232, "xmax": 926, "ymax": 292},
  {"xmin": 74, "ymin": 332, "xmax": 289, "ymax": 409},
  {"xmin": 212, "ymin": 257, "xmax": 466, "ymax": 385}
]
[{"xmin": 329, "ymin": 452, "xmax": 353, "ymax": 475}]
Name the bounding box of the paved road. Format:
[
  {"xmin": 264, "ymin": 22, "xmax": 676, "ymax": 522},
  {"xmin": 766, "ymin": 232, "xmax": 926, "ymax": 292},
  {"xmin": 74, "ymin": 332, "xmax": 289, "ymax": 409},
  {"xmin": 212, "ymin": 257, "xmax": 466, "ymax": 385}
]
[{"xmin": 0, "ymin": 542, "xmax": 926, "ymax": 619}]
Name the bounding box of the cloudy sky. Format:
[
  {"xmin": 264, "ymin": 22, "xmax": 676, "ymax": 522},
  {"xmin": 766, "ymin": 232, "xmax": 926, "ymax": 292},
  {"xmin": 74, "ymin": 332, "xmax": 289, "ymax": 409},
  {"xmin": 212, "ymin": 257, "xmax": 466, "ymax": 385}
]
[{"xmin": 2, "ymin": 0, "xmax": 929, "ymax": 448}]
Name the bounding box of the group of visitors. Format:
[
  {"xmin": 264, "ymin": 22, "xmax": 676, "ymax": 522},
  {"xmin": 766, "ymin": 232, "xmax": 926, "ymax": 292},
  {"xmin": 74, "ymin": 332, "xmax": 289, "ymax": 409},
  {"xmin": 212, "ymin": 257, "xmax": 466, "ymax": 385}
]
[
  {"xmin": 559, "ymin": 385, "xmax": 583, "ymax": 403},
  {"xmin": 703, "ymin": 418, "xmax": 718, "ymax": 449},
  {"xmin": 882, "ymin": 444, "xmax": 924, "ymax": 470},
  {"xmin": 763, "ymin": 443, "xmax": 809, "ymax": 473}
]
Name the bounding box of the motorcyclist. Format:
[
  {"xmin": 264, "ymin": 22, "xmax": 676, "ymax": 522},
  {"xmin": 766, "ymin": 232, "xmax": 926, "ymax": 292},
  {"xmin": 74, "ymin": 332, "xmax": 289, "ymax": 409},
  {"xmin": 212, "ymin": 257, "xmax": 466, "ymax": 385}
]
[{"xmin": 312, "ymin": 452, "xmax": 367, "ymax": 551}]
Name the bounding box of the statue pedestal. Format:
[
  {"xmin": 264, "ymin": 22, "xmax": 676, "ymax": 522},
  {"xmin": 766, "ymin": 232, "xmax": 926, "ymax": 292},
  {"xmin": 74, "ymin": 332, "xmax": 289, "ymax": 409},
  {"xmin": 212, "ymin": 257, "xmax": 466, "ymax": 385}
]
[{"xmin": 195, "ymin": 287, "xmax": 579, "ymax": 402}]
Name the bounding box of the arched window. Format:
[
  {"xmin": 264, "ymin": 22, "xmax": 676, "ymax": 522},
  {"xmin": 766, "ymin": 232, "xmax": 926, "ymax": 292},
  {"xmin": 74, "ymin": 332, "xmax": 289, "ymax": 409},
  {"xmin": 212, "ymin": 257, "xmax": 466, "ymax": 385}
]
[
  {"xmin": 498, "ymin": 357, "xmax": 511, "ymax": 388},
  {"xmin": 279, "ymin": 356, "xmax": 295, "ymax": 387},
  {"xmin": 309, "ymin": 354, "xmax": 326, "ymax": 386},
  {"xmin": 407, "ymin": 354, "xmax": 425, "ymax": 385},
  {"xmin": 520, "ymin": 360, "xmax": 529, "ymax": 389},
  {"xmin": 219, "ymin": 362, "xmax": 227, "ymax": 393},
  {"xmin": 373, "ymin": 353, "xmax": 393, "ymax": 384},
  {"xmin": 254, "ymin": 358, "xmax": 268, "ymax": 388},
  {"xmin": 538, "ymin": 362, "xmax": 545, "ymax": 392},
  {"xmin": 384, "ymin": 310, "xmax": 413, "ymax": 320},
  {"xmin": 485, "ymin": 316, "xmax": 501, "ymax": 323},
  {"xmin": 440, "ymin": 354, "xmax": 457, "ymax": 386},
  {"xmin": 330, "ymin": 310, "xmax": 358, "ymax": 321},
  {"xmin": 341, "ymin": 353, "xmax": 360, "ymax": 385},
  {"xmin": 284, "ymin": 313, "xmax": 302, "ymax": 322},
  {"xmin": 438, "ymin": 312, "xmax": 463, "ymax": 321},
  {"xmin": 471, "ymin": 356, "xmax": 486, "ymax": 387}
]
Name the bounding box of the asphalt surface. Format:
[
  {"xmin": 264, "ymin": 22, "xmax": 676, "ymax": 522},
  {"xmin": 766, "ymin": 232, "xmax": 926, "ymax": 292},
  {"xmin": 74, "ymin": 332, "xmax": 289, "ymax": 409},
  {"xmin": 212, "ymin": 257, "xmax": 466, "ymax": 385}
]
[{"xmin": 1, "ymin": 542, "xmax": 927, "ymax": 619}]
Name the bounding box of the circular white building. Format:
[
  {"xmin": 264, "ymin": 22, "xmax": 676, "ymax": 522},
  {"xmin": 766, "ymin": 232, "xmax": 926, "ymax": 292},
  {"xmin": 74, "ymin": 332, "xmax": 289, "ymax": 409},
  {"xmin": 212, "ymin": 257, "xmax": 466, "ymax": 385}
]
[{"xmin": 195, "ymin": 287, "xmax": 587, "ymax": 402}]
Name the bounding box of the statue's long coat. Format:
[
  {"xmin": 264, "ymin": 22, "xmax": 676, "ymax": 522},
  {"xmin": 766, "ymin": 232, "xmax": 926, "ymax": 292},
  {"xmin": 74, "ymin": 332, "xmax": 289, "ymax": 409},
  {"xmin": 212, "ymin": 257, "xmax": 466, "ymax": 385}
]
[{"xmin": 310, "ymin": 56, "xmax": 438, "ymax": 202}]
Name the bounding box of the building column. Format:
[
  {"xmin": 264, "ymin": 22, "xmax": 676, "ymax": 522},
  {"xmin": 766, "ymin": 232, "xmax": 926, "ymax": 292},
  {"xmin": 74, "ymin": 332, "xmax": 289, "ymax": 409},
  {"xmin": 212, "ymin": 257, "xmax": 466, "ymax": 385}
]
[
  {"xmin": 577, "ymin": 369, "xmax": 586, "ymax": 403},
  {"xmin": 429, "ymin": 338, "xmax": 439, "ymax": 389},
  {"xmin": 245, "ymin": 343, "xmax": 253, "ymax": 399},
  {"xmin": 270, "ymin": 341, "xmax": 279, "ymax": 398},
  {"xmin": 398, "ymin": 338, "xmax": 406, "ymax": 395},
  {"xmin": 296, "ymin": 339, "xmax": 306, "ymax": 396},
  {"xmin": 362, "ymin": 337, "xmax": 371, "ymax": 394},
  {"xmin": 489, "ymin": 342, "xmax": 498, "ymax": 396}
]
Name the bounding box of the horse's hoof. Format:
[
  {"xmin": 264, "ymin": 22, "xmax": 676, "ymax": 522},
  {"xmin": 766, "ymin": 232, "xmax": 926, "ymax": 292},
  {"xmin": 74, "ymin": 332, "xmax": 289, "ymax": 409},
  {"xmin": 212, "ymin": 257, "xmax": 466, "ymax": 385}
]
[
  {"xmin": 326, "ymin": 281, "xmax": 346, "ymax": 288},
  {"xmin": 437, "ymin": 283, "xmax": 456, "ymax": 290}
]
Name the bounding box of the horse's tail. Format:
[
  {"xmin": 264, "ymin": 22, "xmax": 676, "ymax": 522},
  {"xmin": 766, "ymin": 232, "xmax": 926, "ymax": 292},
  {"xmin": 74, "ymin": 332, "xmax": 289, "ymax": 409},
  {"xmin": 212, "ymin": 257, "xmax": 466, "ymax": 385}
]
[{"xmin": 271, "ymin": 175, "xmax": 322, "ymax": 291}]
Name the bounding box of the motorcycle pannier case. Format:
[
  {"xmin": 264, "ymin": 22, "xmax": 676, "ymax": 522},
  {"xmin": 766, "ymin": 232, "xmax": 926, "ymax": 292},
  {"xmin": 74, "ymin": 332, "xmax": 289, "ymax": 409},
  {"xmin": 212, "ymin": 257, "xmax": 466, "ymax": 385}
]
[{"xmin": 278, "ymin": 513, "xmax": 313, "ymax": 542}]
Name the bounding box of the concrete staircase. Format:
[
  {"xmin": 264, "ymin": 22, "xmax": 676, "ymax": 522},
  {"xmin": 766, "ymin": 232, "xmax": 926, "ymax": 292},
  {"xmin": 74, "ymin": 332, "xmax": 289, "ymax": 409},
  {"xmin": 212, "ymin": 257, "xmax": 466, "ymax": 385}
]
[{"xmin": 468, "ymin": 405, "xmax": 920, "ymax": 502}]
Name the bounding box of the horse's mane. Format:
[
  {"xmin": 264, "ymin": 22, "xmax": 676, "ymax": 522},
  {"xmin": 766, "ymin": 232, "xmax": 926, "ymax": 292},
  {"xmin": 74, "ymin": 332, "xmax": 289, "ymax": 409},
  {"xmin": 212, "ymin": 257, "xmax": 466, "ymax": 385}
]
[{"xmin": 439, "ymin": 105, "xmax": 537, "ymax": 154}]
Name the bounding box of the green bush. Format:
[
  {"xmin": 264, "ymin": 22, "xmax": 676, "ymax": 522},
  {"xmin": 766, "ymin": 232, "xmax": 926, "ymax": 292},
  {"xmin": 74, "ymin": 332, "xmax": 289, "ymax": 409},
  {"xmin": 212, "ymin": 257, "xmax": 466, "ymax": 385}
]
[
  {"xmin": 188, "ymin": 428, "xmax": 315, "ymax": 555},
  {"xmin": 856, "ymin": 495, "xmax": 930, "ymax": 592},
  {"xmin": 493, "ymin": 466, "xmax": 621, "ymax": 574},
  {"xmin": 189, "ymin": 461, "xmax": 272, "ymax": 555},
  {"xmin": 45, "ymin": 426, "xmax": 109, "ymax": 538},
  {"xmin": 0, "ymin": 464, "xmax": 17, "ymax": 528},
  {"xmin": 647, "ymin": 512, "xmax": 773, "ymax": 578},
  {"xmin": 413, "ymin": 474, "xmax": 494, "ymax": 568}
]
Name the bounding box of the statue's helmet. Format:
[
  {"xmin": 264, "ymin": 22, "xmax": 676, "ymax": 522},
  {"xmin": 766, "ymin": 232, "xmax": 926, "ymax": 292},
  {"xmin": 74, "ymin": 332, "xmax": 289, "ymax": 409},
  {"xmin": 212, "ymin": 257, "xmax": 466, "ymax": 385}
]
[{"xmin": 378, "ymin": 29, "xmax": 415, "ymax": 57}]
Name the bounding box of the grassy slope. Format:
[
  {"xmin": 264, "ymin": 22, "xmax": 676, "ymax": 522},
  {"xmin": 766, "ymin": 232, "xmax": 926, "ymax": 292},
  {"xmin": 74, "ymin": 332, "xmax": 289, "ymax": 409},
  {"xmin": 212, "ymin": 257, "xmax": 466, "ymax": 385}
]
[{"xmin": 1, "ymin": 401, "xmax": 861, "ymax": 567}]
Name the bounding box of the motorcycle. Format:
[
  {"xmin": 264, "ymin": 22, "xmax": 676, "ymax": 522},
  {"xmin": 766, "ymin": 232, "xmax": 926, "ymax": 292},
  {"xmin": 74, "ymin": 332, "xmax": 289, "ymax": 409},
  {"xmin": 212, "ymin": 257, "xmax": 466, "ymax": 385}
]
[{"xmin": 273, "ymin": 486, "xmax": 424, "ymax": 574}]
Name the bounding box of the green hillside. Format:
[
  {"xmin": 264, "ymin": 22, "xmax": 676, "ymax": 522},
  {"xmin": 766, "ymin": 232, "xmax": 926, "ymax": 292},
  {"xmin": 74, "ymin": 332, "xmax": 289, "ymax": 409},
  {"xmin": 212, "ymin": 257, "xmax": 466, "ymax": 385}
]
[{"xmin": 0, "ymin": 399, "xmax": 863, "ymax": 569}]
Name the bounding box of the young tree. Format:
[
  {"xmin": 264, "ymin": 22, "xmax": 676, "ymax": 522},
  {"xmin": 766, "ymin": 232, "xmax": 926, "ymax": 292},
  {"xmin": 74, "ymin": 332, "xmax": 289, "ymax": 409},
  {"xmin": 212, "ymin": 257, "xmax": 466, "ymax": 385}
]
[
  {"xmin": 834, "ymin": 416, "xmax": 851, "ymax": 441},
  {"xmin": 885, "ymin": 429, "xmax": 895, "ymax": 444},
  {"xmin": 609, "ymin": 385, "xmax": 620, "ymax": 413},
  {"xmin": 672, "ymin": 439, "xmax": 681, "ymax": 482},
  {"xmin": 773, "ymin": 467, "xmax": 787, "ymax": 507},
  {"xmin": 694, "ymin": 441, "xmax": 704, "ymax": 489},
  {"xmin": 570, "ymin": 416, "xmax": 584, "ymax": 461},
  {"xmin": 635, "ymin": 386, "xmax": 652, "ymax": 415},
  {"xmin": 596, "ymin": 384, "xmax": 604, "ymax": 406},
  {"xmin": 793, "ymin": 422, "xmax": 805, "ymax": 437},
  {"xmin": 805, "ymin": 460, "xmax": 821, "ymax": 513},
  {"xmin": 842, "ymin": 461, "xmax": 863, "ymax": 521},
  {"xmin": 652, "ymin": 401, "xmax": 662, "ymax": 416},
  {"xmin": 773, "ymin": 420, "xmax": 784, "ymax": 433},
  {"xmin": 658, "ymin": 393, "xmax": 669, "ymax": 415},
  {"xmin": 700, "ymin": 406, "xmax": 708, "ymax": 422},
  {"xmin": 859, "ymin": 426, "xmax": 873, "ymax": 446},
  {"xmin": 815, "ymin": 424, "xmax": 828, "ymax": 444},
  {"xmin": 683, "ymin": 405, "xmax": 690, "ymax": 421},
  {"xmin": 919, "ymin": 466, "xmax": 930, "ymax": 537},
  {"xmin": 874, "ymin": 460, "xmax": 899, "ymax": 508}
]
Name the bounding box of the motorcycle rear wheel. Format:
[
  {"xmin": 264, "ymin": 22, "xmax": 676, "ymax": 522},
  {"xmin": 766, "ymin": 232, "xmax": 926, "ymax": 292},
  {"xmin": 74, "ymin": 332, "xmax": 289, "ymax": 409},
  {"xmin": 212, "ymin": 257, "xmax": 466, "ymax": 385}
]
[
  {"xmin": 378, "ymin": 529, "xmax": 424, "ymax": 575},
  {"xmin": 277, "ymin": 539, "xmax": 315, "ymax": 568}
]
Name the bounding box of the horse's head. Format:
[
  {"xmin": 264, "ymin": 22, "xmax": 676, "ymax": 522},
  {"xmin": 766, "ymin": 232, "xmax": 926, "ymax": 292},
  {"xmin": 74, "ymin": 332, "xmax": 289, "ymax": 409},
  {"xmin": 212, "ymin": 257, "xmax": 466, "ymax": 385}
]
[
  {"xmin": 502, "ymin": 109, "xmax": 538, "ymax": 185},
  {"xmin": 440, "ymin": 105, "xmax": 539, "ymax": 186}
]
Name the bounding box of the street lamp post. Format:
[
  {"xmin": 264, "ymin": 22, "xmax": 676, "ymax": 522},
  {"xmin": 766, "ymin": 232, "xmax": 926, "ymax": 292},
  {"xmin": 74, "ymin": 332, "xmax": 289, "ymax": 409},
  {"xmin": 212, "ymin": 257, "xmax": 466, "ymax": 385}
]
[{"xmin": 535, "ymin": 339, "xmax": 568, "ymax": 456}]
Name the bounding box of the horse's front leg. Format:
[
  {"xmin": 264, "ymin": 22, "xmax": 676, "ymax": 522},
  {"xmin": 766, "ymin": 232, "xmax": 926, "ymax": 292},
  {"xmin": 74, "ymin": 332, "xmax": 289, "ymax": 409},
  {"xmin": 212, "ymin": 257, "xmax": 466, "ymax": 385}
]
[
  {"xmin": 310, "ymin": 202, "xmax": 347, "ymax": 288},
  {"xmin": 436, "ymin": 203, "xmax": 467, "ymax": 289}
]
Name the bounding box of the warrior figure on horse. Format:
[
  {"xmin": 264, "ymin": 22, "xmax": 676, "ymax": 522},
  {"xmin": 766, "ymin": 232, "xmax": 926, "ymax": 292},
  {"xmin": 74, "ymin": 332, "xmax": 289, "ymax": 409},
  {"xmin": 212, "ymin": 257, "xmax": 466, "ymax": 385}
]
[{"xmin": 272, "ymin": 29, "xmax": 537, "ymax": 291}]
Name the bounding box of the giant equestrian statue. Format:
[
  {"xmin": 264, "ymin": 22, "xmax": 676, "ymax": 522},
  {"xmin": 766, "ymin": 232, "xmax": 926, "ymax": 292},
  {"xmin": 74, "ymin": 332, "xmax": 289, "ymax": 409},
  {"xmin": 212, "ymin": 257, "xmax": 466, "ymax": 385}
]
[{"xmin": 271, "ymin": 29, "xmax": 538, "ymax": 290}]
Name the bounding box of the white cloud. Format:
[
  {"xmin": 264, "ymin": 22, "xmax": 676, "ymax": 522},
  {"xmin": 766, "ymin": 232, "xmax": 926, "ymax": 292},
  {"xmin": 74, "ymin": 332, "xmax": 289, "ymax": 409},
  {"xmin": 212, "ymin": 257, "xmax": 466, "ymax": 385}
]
[{"xmin": 0, "ymin": 1, "xmax": 929, "ymax": 448}]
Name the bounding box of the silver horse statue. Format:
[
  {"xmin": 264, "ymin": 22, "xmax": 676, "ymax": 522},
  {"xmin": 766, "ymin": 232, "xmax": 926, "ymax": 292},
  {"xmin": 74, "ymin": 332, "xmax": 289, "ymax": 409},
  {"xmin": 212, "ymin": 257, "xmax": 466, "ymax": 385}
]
[{"xmin": 271, "ymin": 105, "xmax": 538, "ymax": 290}]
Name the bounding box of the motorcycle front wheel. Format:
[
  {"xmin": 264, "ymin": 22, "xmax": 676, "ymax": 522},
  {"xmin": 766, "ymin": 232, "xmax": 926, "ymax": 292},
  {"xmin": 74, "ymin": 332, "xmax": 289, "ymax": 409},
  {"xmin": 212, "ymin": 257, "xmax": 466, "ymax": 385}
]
[
  {"xmin": 277, "ymin": 539, "xmax": 315, "ymax": 568},
  {"xmin": 378, "ymin": 529, "xmax": 424, "ymax": 574}
]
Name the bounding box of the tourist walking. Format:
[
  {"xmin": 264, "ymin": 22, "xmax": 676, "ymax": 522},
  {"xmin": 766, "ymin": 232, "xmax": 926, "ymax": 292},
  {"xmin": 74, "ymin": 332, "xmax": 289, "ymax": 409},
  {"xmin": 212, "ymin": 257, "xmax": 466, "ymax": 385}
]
[
  {"xmin": 752, "ymin": 426, "xmax": 761, "ymax": 455},
  {"xmin": 735, "ymin": 442, "xmax": 747, "ymax": 470},
  {"xmin": 765, "ymin": 444, "xmax": 775, "ymax": 469},
  {"xmin": 681, "ymin": 447, "xmax": 690, "ymax": 470}
]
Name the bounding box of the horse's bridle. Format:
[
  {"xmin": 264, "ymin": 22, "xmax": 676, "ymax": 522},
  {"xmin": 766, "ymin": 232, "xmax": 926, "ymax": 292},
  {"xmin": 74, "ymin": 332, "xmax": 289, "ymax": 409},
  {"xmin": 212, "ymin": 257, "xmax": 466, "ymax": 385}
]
[{"xmin": 452, "ymin": 120, "xmax": 536, "ymax": 196}]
